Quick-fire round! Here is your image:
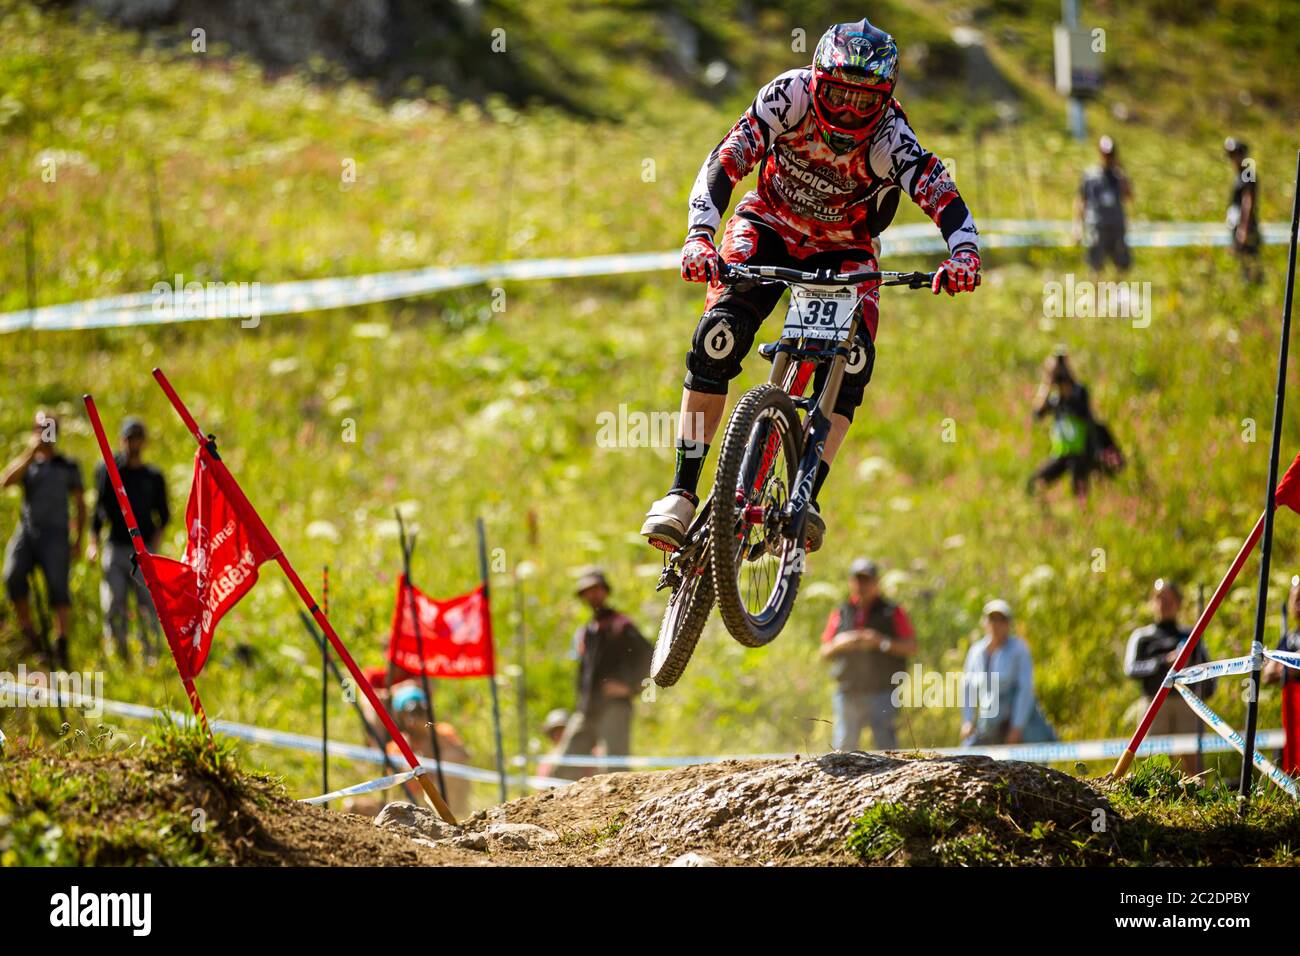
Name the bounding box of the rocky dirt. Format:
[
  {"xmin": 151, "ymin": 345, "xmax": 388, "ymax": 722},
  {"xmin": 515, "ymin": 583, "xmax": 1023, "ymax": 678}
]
[{"xmin": 364, "ymin": 752, "xmax": 1114, "ymax": 866}]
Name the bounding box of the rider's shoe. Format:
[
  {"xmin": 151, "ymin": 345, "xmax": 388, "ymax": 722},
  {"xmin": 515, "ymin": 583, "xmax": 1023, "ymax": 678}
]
[
  {"xmin": 804, "ymin": 502, "xmax": 826, "ymax": 554},
  {"xmin": 641, "ymin": 491, "xmax": 698, "ymax": 552}
]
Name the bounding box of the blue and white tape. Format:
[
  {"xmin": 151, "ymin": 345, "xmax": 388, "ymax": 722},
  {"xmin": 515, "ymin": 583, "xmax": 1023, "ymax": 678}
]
[
  {"xmin": 300, "ymin": 767, "xmax": 426, "ymax": 805},
  {"xmin": 1175, "ymin": 682, "xmax": 1298, "ymax": 799},
  {"xmin": 1, "ymin": 220, "xmax": 1289, "ymax": 334}
]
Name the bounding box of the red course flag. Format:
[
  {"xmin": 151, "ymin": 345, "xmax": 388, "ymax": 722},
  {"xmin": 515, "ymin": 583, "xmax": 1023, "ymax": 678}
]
[
  {"xmin": 153, "ymin": 447, "xmax": 280, "ymax": 679},
  {"xmin": 387, "ymin": 576, "xmax": 495, "ymax": 678},
  {"xmin": 1274, "ymin": 452, "xmax": 1300, "ymax": 513}
]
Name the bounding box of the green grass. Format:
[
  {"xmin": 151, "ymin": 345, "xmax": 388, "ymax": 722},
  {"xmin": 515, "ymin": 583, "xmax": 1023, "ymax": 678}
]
[
  {"xmin": 1, "ymin": 0, "xmax": 1299, "ymax": 814},
  {"xmin": 846, "ymin": 756, "xmax": 1300, "ymax": 865}
]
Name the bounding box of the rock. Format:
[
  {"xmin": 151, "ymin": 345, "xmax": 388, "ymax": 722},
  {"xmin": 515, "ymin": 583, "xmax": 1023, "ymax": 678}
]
[
  {"xmin": 669, "ymin": 852, "xmax": 718, "ymax": 867},
  {"xmin": 451, "ymin": 833, "xmax": 488, "ymax": 851},
  {"xmin": 374, "ymin": 802, "xmax": 461, "ymax": 841},
  {"xmin": 486, "ymin": 821, "xmax": 559, "ymax": 850}
]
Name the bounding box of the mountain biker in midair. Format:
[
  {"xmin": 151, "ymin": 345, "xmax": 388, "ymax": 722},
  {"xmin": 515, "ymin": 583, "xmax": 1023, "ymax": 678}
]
[{"xmin": 640, "ymin": 19, "xmax": 981, "ymax": 552}]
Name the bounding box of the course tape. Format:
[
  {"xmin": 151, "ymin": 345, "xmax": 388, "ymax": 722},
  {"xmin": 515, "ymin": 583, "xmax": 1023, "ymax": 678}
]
[
  {"xmin": 1173, "ymin": 654, "xmax": 1256, "ymax": 686},
  {"xmin": 0, "ymin": 678, "xmax": 1286, "ymax": 791},
  {"xmin": 1175, "ymin": 682, "xmax": 1298, "ymax": 799},
  {"xmin": 1, "ymin": 220, "xmax": 1289, "ymax": 334},
  {"xmin": 300, "ymin": 767, "xmax": 426, "ymax": 805}
]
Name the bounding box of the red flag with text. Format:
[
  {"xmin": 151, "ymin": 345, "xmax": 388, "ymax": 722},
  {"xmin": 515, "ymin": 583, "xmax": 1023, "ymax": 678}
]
[
  {"xmin": 150, "ymin": 448, "xmax": 280, "ymax": 679},
  {"xmin": 387, "ymin": 576, "xmax": 495, "ymax": 678}
]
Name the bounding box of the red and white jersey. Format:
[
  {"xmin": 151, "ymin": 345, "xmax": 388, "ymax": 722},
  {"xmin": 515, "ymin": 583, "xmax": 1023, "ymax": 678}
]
[{"xmin": 687, "ymin": 68, "xmax": 978, "ymax": 257}]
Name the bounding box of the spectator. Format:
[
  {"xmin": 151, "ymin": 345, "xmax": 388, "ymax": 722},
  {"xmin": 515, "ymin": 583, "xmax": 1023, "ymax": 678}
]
[
  {"xmin": 551, "ymin": 567, "xmax": 651, "ymax": 781},
  {"xmin": 1223, "ymin": 137, "xmax": 1261, "ymax": 283},
  {"xmin": 819, "ymin": 558, "xmax": 917, "ymax": 751},
  {"xmin": 88, "ymin": 416, "xmax": 168, "ymax": 663},
  {"xmin": 1075, "ymin": 134, "xmax": 1132, "ymax": 272},
  {"xmin": 1123, "ymin": 579, "xmax": 1214, "ymax": 775},
  {"xmin": 1027, "ymin": 349, "xmax": 1095, "ymax": 501},
  {"xmin": 1262, "ymin": 575, "xmax": 1300, "ymax": 774},
  {"xmin": 961, "ymin": 599, "xmax": 1055, "ymax": 746},
  {"xmin": 2, "ymin": 411, "xmax": 85, "ymax": 668},
  {"xmin": 351, "ymin": 678, "xmax": 472, "ymax": 818},
  {"xmin": 536, "ymin": 707, "xmax": 591, "ymax": 780}
]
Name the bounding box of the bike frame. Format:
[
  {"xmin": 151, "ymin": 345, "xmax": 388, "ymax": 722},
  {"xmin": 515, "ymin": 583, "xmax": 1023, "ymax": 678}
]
[{"xmin": 723, "ymin": 263, "xmax": 934, "ymax": 553}]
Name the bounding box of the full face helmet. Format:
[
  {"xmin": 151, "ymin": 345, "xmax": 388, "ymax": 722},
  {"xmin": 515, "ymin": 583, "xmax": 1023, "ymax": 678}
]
[{"xmin": 809, "ymin": 19, "xmax": 899, "ymax": 151}]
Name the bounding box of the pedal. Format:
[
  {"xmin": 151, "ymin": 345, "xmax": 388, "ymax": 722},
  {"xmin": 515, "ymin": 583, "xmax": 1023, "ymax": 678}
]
[{"xmin": 649, "ymin": 538, "xmax": 679, "ymax": 554}]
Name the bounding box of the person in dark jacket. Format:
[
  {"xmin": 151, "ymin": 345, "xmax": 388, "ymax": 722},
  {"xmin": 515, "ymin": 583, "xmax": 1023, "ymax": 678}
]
[
  {"xmin": 552, "ymin": 568, "xmax": 652, "ymax": 780},
  {"xmin": 1075, "ymin": 135, "xmax": 1133, "ymax": 272},
  {"xmin": 2, "ymin": 410, "xmax": 85, "ymax": 667},
  {"xmin": 1223, "ymin": 137, "xmax": 1261, "ymax": 284},
  {"xmin": 1027, "ymin": 349, "xmax": 1095, "ymax": 501},
  {"xmin": 1123, "ymin": 579, "xmax": 1214, "ymax": 775},
  {"xmin": 820, "ymin": 558, "xmax": 917, "ymax": 751},
  {"xmin": 88, "ymin": 416, "xmax": 169, "ymax": 662}
]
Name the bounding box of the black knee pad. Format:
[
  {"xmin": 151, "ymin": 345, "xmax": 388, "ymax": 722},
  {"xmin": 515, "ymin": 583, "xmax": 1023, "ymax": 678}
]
[
  {"xmin": 821, "ymin": 330, "xmax": 876, "ymax": 422},
  {"xmin": 684, "ymin": 307, "xmax": 758, "ymax": 395}
]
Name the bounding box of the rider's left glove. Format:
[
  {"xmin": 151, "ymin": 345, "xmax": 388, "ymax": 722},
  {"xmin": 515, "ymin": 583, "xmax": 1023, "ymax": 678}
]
[{"xmin": 932, "ymin": 250, "xmax": 981, "ymax": 296}]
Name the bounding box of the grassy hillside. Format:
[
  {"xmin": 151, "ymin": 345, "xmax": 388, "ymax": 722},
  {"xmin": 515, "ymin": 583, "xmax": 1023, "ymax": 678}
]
[{"xmin": 1, "ymin": 0, "xmax": 1299, "ymax": 810}]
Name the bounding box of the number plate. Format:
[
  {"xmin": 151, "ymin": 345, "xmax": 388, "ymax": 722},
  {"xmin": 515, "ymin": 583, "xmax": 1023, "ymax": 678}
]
[{"xmin": 782, "ymin": 286, "xmax": 858, "ymax": 340}]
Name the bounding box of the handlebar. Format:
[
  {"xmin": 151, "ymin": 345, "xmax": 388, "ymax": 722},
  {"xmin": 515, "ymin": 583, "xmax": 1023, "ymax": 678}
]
[{"xmin": 717, "ymin": 261, "xmax": 937, "ymax": 290}]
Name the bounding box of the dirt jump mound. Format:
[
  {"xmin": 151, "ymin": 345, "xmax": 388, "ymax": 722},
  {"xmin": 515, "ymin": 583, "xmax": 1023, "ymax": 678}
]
[{"xmin": 379, "ymin": 752, "xmax": 1115, "ymax": 866}]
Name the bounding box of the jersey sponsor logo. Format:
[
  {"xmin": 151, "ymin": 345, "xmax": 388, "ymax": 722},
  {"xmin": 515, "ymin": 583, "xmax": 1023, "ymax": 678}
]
[{"xmin": 762, "ymin": 76, "xmax": 795, "ymax": 126}]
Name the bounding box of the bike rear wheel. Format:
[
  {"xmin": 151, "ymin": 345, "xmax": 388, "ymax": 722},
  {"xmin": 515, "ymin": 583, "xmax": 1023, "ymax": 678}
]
[
  {"xmin": 650, "ymin": 537, "xmax": 715, "ymax": 687},
  {"xmin": 710, "ymin": 384, "xmax": 805, "ymax": 647}
]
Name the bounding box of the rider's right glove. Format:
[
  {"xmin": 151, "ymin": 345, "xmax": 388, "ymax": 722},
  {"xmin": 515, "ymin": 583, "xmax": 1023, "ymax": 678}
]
[{"xmin": 681, "ymin": 230, "xmax": 721, "ymax": 283}]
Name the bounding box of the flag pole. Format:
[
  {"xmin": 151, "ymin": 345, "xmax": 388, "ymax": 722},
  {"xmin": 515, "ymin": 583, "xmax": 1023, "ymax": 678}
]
[
  {"xmin": 321, "ymin": 564, "xmax": 329, "ymax": 804},
  {"xmin": 83, "ymin": 394, "xmax": 209, "ymax": 734},
  {"xmin": 1239, "ymin": 149, "xmax": 1300, "ymax": 807},
  {"xmin": 395, "ymin": 510, "xmax": 449, "ymax": 801},
  {"xmin": 479, "ymin": 517, "xmax": 508, "ymax": 803},
  {"xmin": 514, "ymin": 564, "xmax": 529, "ymax": 798},
  {"xmin": 150, "ymin": 368, "xmax": 456, "ymax": 823},
  {"xmin": 294, "ymin": 607, "xmax": 419, "ymax": 803}
]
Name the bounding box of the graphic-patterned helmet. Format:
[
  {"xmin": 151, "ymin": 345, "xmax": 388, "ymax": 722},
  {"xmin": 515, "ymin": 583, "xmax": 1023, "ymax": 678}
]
[{"xmin": 810, "ymin": 19, "xmax": 899, "ymax": 148}]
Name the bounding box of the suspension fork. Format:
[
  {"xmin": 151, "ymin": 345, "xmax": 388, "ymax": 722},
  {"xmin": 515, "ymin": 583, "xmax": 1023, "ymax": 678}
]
[{"xmin": 739, "ymin": 353, "xmax": 816, "ymax": 503}]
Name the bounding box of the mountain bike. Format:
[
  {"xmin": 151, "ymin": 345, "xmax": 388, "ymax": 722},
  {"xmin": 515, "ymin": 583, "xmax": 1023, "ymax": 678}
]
[{"xmin": 650, "ymin": 262, "xmax": 940, "ymax": 686}]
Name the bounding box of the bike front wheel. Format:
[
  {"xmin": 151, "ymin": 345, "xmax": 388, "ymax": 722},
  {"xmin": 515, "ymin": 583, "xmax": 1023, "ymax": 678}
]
[{"xmin": 710, "ymin": 383, "xmax": 805, "ymax": 647}]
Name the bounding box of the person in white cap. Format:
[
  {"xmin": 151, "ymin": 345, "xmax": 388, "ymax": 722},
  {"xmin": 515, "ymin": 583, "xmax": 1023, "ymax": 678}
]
[
  {"xmin": 960, "ymin": 599, "xmax": 1055, "ymax": 746},
  {"xmin": 1074, "ymin": 134, "xmax": 1132, "ymax": 272}
]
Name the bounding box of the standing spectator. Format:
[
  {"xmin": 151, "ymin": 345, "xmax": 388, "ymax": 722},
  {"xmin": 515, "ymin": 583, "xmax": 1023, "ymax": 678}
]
[
  {"xmin": 819, "ymin": 558, "xmax": 917, "ymax": 751},
  {"xmin": 1223, "ymin": 137, "xmax": 1261, "ymax": 284},
  {"xmin": 2, "ymin": 411, "xmax": 85, "ymax": 668},
  {"xmin": 552, "ymin": 568, "xmax": 651, "ymax": 781},
  {"xmin": 961, "ymin": 599, "xmax": 1055, "ymax": 746},
  {"xmin": 1027, "ymin": 349, "xmax": 1095, "ymax": 501},
  {"xmin": 88, "ymin": 416, "xmax": 168, "ymax": 664},
  {"xmin": 1123, "ymin": 579, "xmax": 1214, "ymax": 775},
  {"xmin": 1075, "ymin": 135, "xmax": 1133, "ymax": 272},
  {"xmin": 536, "ymin": 708, "xmax": 592, "ymax": 780},
  {"xmin": 1262, "ymin": 575, "xmax": 1300, "ymax": 774}
]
